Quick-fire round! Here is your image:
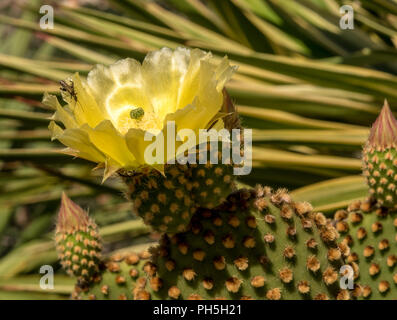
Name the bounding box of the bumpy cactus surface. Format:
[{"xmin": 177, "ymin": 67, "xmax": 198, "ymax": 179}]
[
  {"xmin": 55, "ymin": 193, "xmax": 102, "ymax": 282},
  {"xmin": 334, "ymin": 199, "xmax": 396, "ymax": 299},
  {"xmin": 72, "ymin": 251, "xmax": 152, "ymax": 300},
  {"xmin": 121, "ymin": 164, "xmax": 197, "ymax": 234},
  {"xmin": 72, "ymin": 187, "xmax": 349, "ymax": 300},
  {"xmin": 189, "ymin": 160, "xmax": 236, "ymax": 209}
]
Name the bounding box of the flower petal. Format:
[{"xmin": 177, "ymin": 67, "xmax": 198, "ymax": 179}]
[
  {"xmin": 86, "ymin": 120, "xmax": 138, "ymax": 167},
  {"xmin": 215, "ymin": 56, "xmax": 238, "ymax": 91},
  {"xmin": 142, "ymin": 47, "xmax": 191, "ymax": 121},
  {"xmin": 71, "ymin": 73, "xmax": 105, "ymax": 128},
  {"xmin": 42, "ymin": 92, "xmax": 61, "ymax": 111},
  {"xmin": 48, "ymin": 48, "xmax": 237, "ymax": 172},
  {"xmin": 125, "ymin": 128, "xmax": 158, "ymax": 165},
  {"xmin": 49, "ymin": 121, "xmax": 106, "ymax": 163},
  {"xmin": 176, "ymin": 48, "xmax": 211, "ymax": 110}
]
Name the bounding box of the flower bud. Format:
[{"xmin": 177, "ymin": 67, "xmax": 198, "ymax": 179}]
[{"xmin": 55, "ymin": 193, "xmax": 102, "ymax": 281}]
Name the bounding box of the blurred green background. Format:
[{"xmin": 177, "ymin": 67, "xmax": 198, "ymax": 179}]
[{"xmin": 1, "ymin": 0, "xmax": 397, "ymax": 299}]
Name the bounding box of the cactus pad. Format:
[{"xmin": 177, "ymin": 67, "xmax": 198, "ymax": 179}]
[
  {"xmin": 334, "ymin": 198, "xmax": 397, "ymax": 299},
  {"xmin": 74, "ymin": 187, "xmax": 350, "ymax": 300},
  {"xmin": 188, "ymin": 143, "xmax": 236, "ymax": 209},
  {"xmin": 73, "ymin": 251, "xmax": 152, "ymax": 300},
  {"xmin": 121, "ymin": 164, "xmax": 197, "ymax": 234}
]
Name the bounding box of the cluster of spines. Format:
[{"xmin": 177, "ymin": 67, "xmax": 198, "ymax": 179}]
[
  {"xmin": 55, "ymin": 193, "xmax": 102, "ymax": 281},
  {"xmin": 334, "ymin": 198, "xmax": 397, "ymax": 299},
  {"xmin": 80, "ymin": 187, "xmax": 348, "ymax": 300}
]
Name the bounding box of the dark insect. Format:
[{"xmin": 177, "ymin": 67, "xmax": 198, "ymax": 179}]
[{"xmin": 60, "ymin": 80, "xmax": 78, "ymax": 102}]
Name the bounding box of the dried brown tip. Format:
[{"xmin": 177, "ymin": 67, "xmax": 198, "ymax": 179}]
[
  {"xmin": 367, "ymin": 100, "xmax": 397, "ymax": 150},
  {"xmin": 56, "ymin": 192, "xmax": 93, "ymax": 233}
]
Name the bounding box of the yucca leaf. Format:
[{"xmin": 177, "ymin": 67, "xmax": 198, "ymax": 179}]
[
  {"xmin": 0, "ymin": 14, "xmax": 138, "ymax": 53},
  {"xmin": 0, "ymin": 275, "xmax": 74, "ymax": 295},
  {"xmin": 252, "ymin": 129, "xmax": 367, "ymax": 146},
  {"xmin": 253, "ymin": 146, "xmax": 361, "ymax": 171},
  {"xmin": 0, "ymin": 53, "xmax": 69, "ymax": 81},
  {"xmin": 38, "ymin": 35, "xmax": 116, "ymax": 65},
  {"xmin": 0, "ymin": 83, "xmax": 58, "ymax": 96},
  {"xmin": 239, "ymin": 106, "xmax": 364, "ymax": 130}
]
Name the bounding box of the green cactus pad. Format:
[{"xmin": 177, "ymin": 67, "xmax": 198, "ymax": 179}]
[
  {"xmin": 73, "ymin": 251, "xmax": 152, "ymax": 300},
  {"xmin": 188, "ymin": 142, "xmax": 236, "ymax": 209},
  {"xmin": 148, "ymin": 188, "xmax": 349, "ymax": 300},
  {"xmin": 189, "ymin": 162, "xmax": 235, "ymax": 209},
  {"xmin": 75, "ymin": 187, "xmax": 350, "ymax": 300},
  {"xmin": 121, "ymin": 164, "xmax": 197, "ymax": 234},
  {"xmin": 121, "ymin": 158, "xmax": 236, "ymax": 233},
  {"xmin": 334, "ymin": 198, "xmax": 397, "ymax": 299}
]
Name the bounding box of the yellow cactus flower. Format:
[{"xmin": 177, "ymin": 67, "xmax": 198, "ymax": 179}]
[{"xmin": 45, "ymin": 47, "xmax": 237, "ymax": 177}]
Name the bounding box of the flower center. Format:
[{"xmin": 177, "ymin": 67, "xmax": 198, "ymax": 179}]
[
  {"xmin": 130, "ymin": 107, "xmax": 145, "ymax": 120},
  {"xmin": 115, "ymin": 105, "xmax": 161, "ymax": 135}
]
